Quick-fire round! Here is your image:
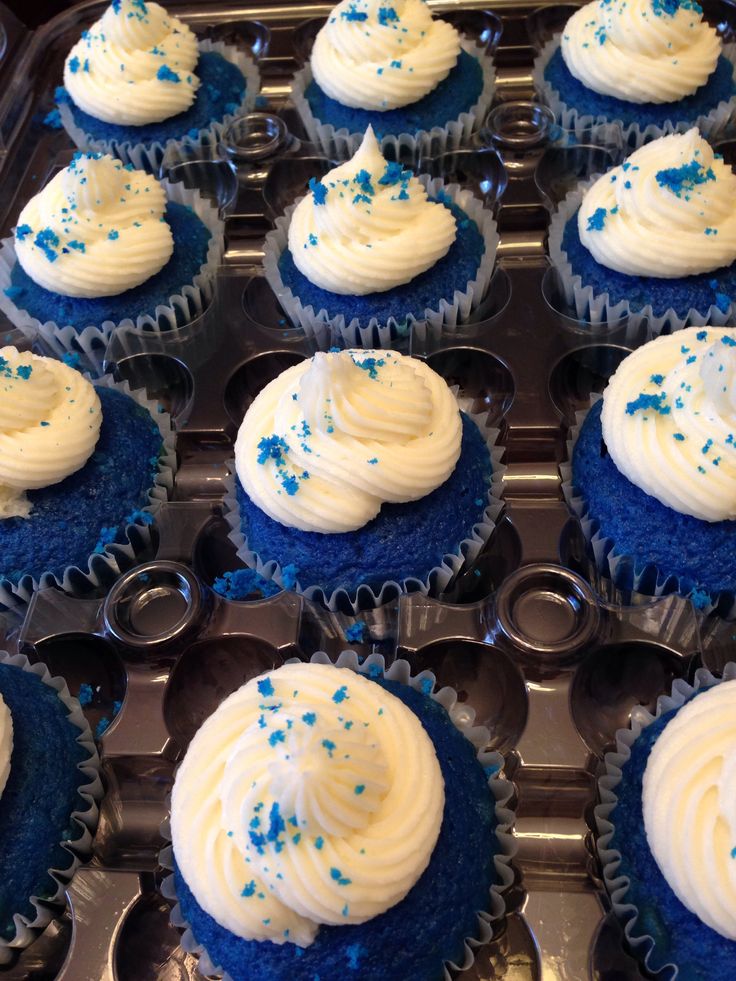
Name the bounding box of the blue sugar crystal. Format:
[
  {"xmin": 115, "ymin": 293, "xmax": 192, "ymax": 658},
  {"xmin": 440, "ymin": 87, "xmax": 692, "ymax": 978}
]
[{"xmin": 156, "ymin": 65, "xmax": 180, "ymax": 83}]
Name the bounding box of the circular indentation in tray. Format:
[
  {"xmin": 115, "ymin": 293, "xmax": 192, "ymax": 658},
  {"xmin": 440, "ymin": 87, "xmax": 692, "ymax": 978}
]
[
  {"xmin": 115, "ymin": 891, "xmax": 200, "ymax": 981},
  {"xmin": 426, "ymin": 347, "xmax": 514, "ymax": 426},
  {"xmin": 193, "ymin": 514, "xmax": 244, "ymax": 586},
  {"xmin": 418, "ymin": 149, "xmax": 508, "ymax": 212},
  {"xmin": 443, "ymin": 8, "xmax": 503, "ymax": 54},
  {"xmin": 111, "ymin": 353, "xmax": 194, "ymax": 423},
  {"xmin": 548, "ymin": 344, "xmax": 632, "ymax": 425},
  {"xmin": 535, "ymin": 145, "xmax": 618, "ymax": 211},
  {"xmin": 485, "ymin": 101, "xmax": 555, "ymax": 151},
  {"xmin": 221, "ymin": 112, "xmax": 289, "ymax": 163},
  {"xmin": 224, "ymin": 350, "xmax": 306, "ymax": 425},
  {"xmin": 242, "ymin": 276, "xmax": 305, "ymax": 333}
]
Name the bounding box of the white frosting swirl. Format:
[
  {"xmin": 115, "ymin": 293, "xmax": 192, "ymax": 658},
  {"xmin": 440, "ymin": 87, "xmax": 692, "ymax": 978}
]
[
  {"xmin": 14, "ymin": 153, "xmax": 173, "ymax": 299},
  {"xmin": 578, "ymin": 129, "xmax": 736, "ymax": 278},
  {"xmin": 601, "ymin": 327, "xmax": 736, "ymax": 522},
  {"xmin": 288, "ymin": 127, "xmax": 456, "ymax": 295},
  {"xmin": 0, "ymin": 347, "xmax": 102, "ymax": 519},
  {"xmin": 234, "ymin": 349, "xmax": 462, "ymax": 534},
  {"xmin": 0, "ymin": 693, "xmax": 12, "ymax": 801},
  {"xmin": 171, "ymin": 662, "xmax": 445, "ymax": 946},
  {"xmin": 643, "ymin": 680, "xmax": 736, "ymax": 941},
  {"xmin": 64, "ymin": 0, "xmax": 199, "ymax": 126},
  {"xmin": 561, "ymin": 0, "xmax": 721, "ymax": 104}
]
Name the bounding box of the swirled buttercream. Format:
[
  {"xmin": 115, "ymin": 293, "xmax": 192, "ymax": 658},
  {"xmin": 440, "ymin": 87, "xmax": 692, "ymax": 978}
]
[
  {"xmin": 0, "ymin": 693, "xmax": 12, "ymax": 801},
  {"xmin": 311, "ymin": 0, "xmax": 460, "ymax": 111},
  {"xmin": 234, "ymin": 349, "xmax": 462, "ymax": 533},
  {"xmin": 64, "ymin": 0, "xmax": 199, "ymax": 126},
  {"xmin": 171, "ymin": 662, "xmax": 445, "ymax": 946},
  {"xmin": 288, "ymin": 127, "xmax": 456, "ymax": 295},
  {"xmin": 560, "ymin": 0, "xmax": 721, "ymax": 104},
  {"xmin": 642, "ymin": 680, "xmax": 736, "ymax": 941},
  {"xmin": 14, "ymin": 153, "xmax": 173, "ymax": 299},
  {"xmin": 0, "ymin": 347, "xmax": 102, "ymax": 519},
  {"xmin": 578, "ymin": 129, "xmax": 736, "ymax": 278},
  {"xmin": 600, "ymin": 327, "xmax": 736, "ymax": 522}
]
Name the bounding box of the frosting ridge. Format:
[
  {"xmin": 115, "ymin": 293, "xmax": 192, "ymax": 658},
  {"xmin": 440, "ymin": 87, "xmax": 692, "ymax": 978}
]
[{"xmin": 0, "ymin": 693, "xmax": 11, "ymax": 801}]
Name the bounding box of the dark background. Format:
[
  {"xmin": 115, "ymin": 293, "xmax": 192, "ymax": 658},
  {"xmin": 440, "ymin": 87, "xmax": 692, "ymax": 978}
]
[{"xmin": 6, "ymin": 0, "xmax": 78, "ymax": 27}]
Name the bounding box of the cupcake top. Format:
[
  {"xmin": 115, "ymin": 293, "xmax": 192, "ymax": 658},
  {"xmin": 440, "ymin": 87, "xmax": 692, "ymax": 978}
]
[
  {"xmin": 600, "ymin": 327, "xmax": 736, "ymax": 522},
  {"xmin": 288, "ymin": 126, "xmax": 456, "ymax": 295},
  {"xmin": 0, "ymin": 694, "xmax": 11, "ymax": 798},
  {"xmin": 63, "ymin": 0, "xmax": 199, "ymax": 126},
  {"xmin": 13, "ymin": 152, "xmax": 173, "ymax": 298},
  {"xmin": 577, "ymin": 129, "xmax": 736, "ymax": 278},
  {"xmin": 560, "ymin": 0, "xmax": 720, "ymax": 105},
  {"xmin": 170, "ymin": 662, "xmax": 445, "ymax": 946},
  {"xmin": 642, "ymin": 679, "xmax": 736, "ymax": 940},
  {"xmin": 311, "ymin": 0, "xmax": 461, "ymax": 111},
  {"xmin": 0, "ymin": 347, "xmax": 102, "ymax": 519},
  {"xmin": 234, "ymin": 348, "xmax": 462, "ymax": 533}
]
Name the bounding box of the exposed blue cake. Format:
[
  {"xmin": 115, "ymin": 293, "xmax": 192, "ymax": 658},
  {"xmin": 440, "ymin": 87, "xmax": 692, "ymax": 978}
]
[
  {"xmin": 174, "ymin": 675, "xmax": 497, "ymax": 981},
  {"xmin": 572, "ymin": 400, "xmax": 736, "ymax": 603},
  {"xmin": 213, "ymin": 568, "xmax": 282, "ymax": 601},
  {"xmin": 57, "ymin": 51, "xmax": 246, "ymax": 147},
  {"xmin": 608, "ymin": 692, "xmax": 734, "ymax": 980},
  {"xmin": 236, "ymin": 412, "xmax": 492, "ymax": 596},
  {"xmin": 544, "ymin": 48, "xmax": 736, "ymax": 130},
  {"xmin": 6, "ymin": 202, "xmax": 211, "ymax": 332},
  {"xmin": 277, "ymin": 196, "xmax": 486, "ymax": 328},
  {"xmin": 0, "ymin": 386, "xmax": 163, "ymax": 586},
  {"xmin": 304, "ymin": 50, "xmax": 484, "ymax": 139},
  {"xmin": 0, "ymin": 663, "xmax": 87, "ymax": 940}
]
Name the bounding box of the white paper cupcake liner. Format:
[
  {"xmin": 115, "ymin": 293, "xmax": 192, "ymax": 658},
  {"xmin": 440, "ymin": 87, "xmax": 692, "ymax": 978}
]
[
  {"xmin": 0, "ymin": 179, "xmax": 225, "ymax": 377},
  {"xmin": 291, "ymin": 40, "xmax": 495, "ymax": 162},
  {"xmin": 223, "ymin": 388, "xmax": 505, "ymax": 613},
  {"xmin": 0, "ymin": 373, "xmax": 176, "ymax": 610},
  {"xmin": 548, "ymin": 178, "xmax": 736, "ymax": 340},
  {"xmin": 159, "ymin": 650, "xmax": 516, "ymax": 981},
  {"xmin": 533, "ymin": 36, "xmax": 736, "ymax": 151},
  {"xmin": 0, "ymin": 649, "xmax": 103, "ymax": 965},
  {"xmin": 560, "ymin": 398, "xmax": 736, "ymax": 619},
  {"xmin": 57, "ymin": 40, "xmax": 260, "ymax": 174},
  {"xmin": 263, "ymin": 176, "xmax": 500, "ymax": 348},
  {"xmin": 595, "ymin": 661, "xmax": 736, "ymax": 979}
]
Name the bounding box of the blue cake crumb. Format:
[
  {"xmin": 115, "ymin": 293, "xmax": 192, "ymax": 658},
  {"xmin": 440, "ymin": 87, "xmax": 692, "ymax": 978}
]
[
  {"xmin": 609, "ymin": 692, "xmax": 734, "ymax": 979},
  {"xmin": 0, "ymin": 387, "xmax": 163, "ymax": 586},
  {"xmin": 7, "ymin": 202, "xmax": 211, "ymax": 332},
  {"xmin": 305, "ymin": 50, "xmax": 483, "ymax": 139},
  {"xmin": 173, "ymin": 676, "xmax": 497, "ymax": 981},
  {"xmin": 59, "ymin": 51, "xmax": 246, "ymax": 148},
  {"xmin": 213, "ymin": 568, "xmax": 282, "ymax": 601},
  {"xmin": 0, "ymin": 664, "xmax": 87, "ymax": 940},
  {"xmin": 77, "ymin": 683, "xmax": 94, "ymax": 706},
  {"xmin": 572, "ymin": 401, "xmax": 736, "ymax": 604},
  {"xmin": 236, "ymin": 414, "xmax": 491, "ymax": 596},
  {"xmin": 544, "ymin": 48, "xmax": 736, "ymax": 130},
  {"xmin": 345, "ymin": 621, "xmax": 368, "ymax": 643}
]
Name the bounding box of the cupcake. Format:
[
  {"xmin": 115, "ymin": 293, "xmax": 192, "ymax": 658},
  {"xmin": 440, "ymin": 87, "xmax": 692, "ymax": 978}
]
[
  {"xmin": 55, "ymin": 0, "xmax": 260, "ymax": 173},
  {"xmin": 562, "ymin": 326, "xmax": 736, "ymax": 616},
  {"xmin": 163, "ymin": 655, "xmax": 515, "ymax": 981},
  {"xmin": 549, "ymin": 129, "xmax": 736, "ymax": 336},
  {"xmin": 0, "ymin": 651, "xmax": 101, "ymax": 964},
  {"xmin": 0, "ymin": 346, "xmax": 175, "ymax": 608},
  {"xmin": 0, "ymin": 151, "xmax": 223, "ymax": 370},
  {"xmin": 291, "ymin": 0, "xmax": 496, "ymax": 161},
  {"xmin": 224, "ymin": 348, "xmax": 504, "ymax": 611},
  {"xmin": 534, "ymin": 0, "xmax": 736, "ymax": 149},
  {"xmin": 596, "ymin": 664, "xmax": 736, "ymax": 979},
  {"xmin": 263, "ymin": 126, "xmax": 498, "ymax": 347}
]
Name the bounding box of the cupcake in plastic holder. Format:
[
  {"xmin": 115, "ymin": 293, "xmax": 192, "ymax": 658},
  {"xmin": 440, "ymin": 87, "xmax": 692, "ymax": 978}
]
[
  {"xmin": 0, "ymin": 346, "xmax": 175, "ymax": 609},
  {"xmin": 561, "ymin": 327, "xmax": 736, "ymax": 617},
  {"xmin": 56, "ymin": 0, "xmax": 260, "ymax": 174},
  {"xmin": 596, "ymin": 663, "xmax": 736, "ymax": 980},
  {"xmin": 0, "ymin": 650, "xmax": 102, "ymax": 964},
  {"xmin": 263, "ymin": 126, "xmax": 499, "ymax": 347},
  {"xmin": 533, "ymin": 0, "xmax": 736, "ymax": 150},
  {"xmin": 224, "ymin": 348, "xmax": 504, "ymax": 612},
  {"xmin": 162, "ymin": 654, "xmax": 515, "ymax": 981},
  {"xmin": 291, "ymin": 0, "xmax": 496, "ymax": 161},
  {"xmin": 549, "ymin": 129, "xmax": 736, "ymax": 337},
  {"xmin": 0, "ymin": 152, "xmax": 224, "ymax": 371}
]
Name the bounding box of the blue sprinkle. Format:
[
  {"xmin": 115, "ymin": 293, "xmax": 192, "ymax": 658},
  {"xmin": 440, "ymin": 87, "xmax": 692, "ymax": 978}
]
[
  {"xmin": 77, "ymin": 683, "xmax": 94, "ymax": 706},
  {"xmin": 330, "ymin": 867, "xmax": 352, "ymax": 886},
  {"xmin": 156, "ymin": 65, "xmax": 180, "ymax": 83},
  {"xmin": 322, "ymin": 739, "xmax": 336, "ymax": 757},
  {"xmin": 420, "ymin": 677, "xmax": 433, "ymax": 695},
  {"xmin": 108, "ymin": 229, "xmax": 119, "ymax": 241},
  {"xmin": 673, "ymin": 432, "xmax": 686, "ymax": 441},
  {"xmin": 354, "ymin": 784, "xmax": 365, "ymax": 795},
  {"xmin": 625, "ymin": 392, "xmax": 670, "ymax": 416},
  {"xmin": 241, "ymin": 880, "xmax": 257, "ymax": 898},
  {"xmin": 315, "ymin": 836, "xmax": 324, "ymax": 850},
  {"xmin": 332, "ymin": 685, "xmax": 349, "ymax": 704},
  {"xmin": 15, "ymin": 223, "xmax": 32, "ymax": 241},
  {"xmin": 43, "ymin": 108, "xmax": 63, "ymax": 129},
  {"xmin": 302, "ymin": 711, "xmax": 317, "ymax": 726},
  {"xmin": 257, "ymin": 678, "xmax": 275, "ymax": 697},
  {"xmin": 650, "ymin": 374, "xmax": 664, "ymax": 385},
  {"xmin": 378, "ymin": 6, "xmax": 398, "ymax": 24},
  {"xmin": 268, "ymin": 730, "xmax": 286, "ymax": 747},
  {"xmin": 345, "ymin": 622, "xmax": 367, "ymax": 643},
  {"xmin": 308, "ymin": 177, "xmax": 328, "ymax": 205},
  {"xmin": 586, "ymin": 207, "xmax": 607, "ymax": 231},
  {"xmin": 68, "ymin": 55, "xmax": 80, "ymax": 73}
]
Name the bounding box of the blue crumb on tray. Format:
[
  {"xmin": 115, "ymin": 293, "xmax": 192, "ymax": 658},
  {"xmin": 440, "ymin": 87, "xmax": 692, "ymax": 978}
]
[
  {"xmin": 0, "ymin": 386, "xmax": 163, "ymax": 586},
  {"xmin": 277, "ymin": 197, "xmax": 485, "ymax": 328},
  {"xmin": 58, "ymin": 51, "xmax": 246, "ymax": 147},
  {"xmin": 304, "ymin": 50, "xmax": 484, "ymax": 140},
  {"xmin": 544, "ymin": 48, "xmax": 736, "ymax": 130},
  {"xmin": 6, "ymin": 202, "xmax": 211, "ymax": 332},
  {"xmin": 174, "ymin": 676, "xmax": 497, "ymax": 981},
  {"xmin": 572, "ymin": 400, "xmax": 736, "ymax": 601},
  {"xmin": 609, "ymin": 693, "xmax": 735, "ymax": 980},
  {"xmin": 213, "ymin": 568, "xmax": 283, "ymax": 601},
  {"xmin": 345, "ymin": 621, "xmax": 368, "ymax": 643},
  {"xmin": 0, "ymin": 664, "xmax": 87, "ymax": 940},
  {"xmin": 236, "ymin": 413, "xmax": 491, "ymax": 596}
]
